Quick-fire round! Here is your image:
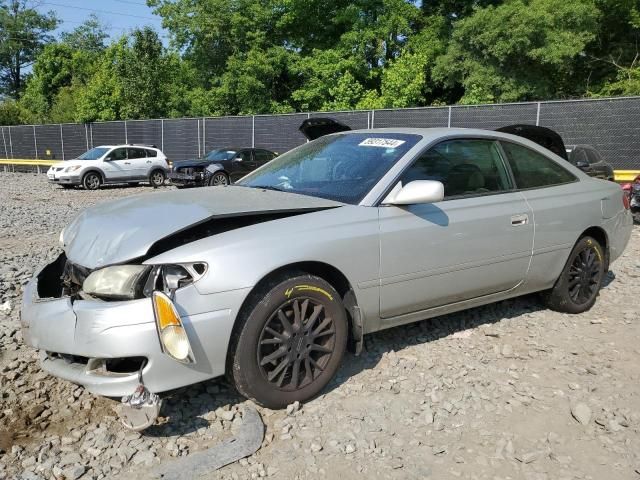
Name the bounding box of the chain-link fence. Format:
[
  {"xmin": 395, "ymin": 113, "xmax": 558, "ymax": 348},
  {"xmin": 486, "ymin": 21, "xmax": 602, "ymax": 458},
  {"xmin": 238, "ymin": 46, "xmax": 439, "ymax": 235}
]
[{"xmin": 2, "ymin": 96, "xmax": 639, "ymax": 169}]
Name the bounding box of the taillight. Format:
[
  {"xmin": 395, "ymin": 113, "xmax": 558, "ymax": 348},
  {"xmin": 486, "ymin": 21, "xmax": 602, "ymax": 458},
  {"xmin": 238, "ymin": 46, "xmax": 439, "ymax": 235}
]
[{"xmin": 622, "ymin": 190, "xmax": 630, "ymax": 210}]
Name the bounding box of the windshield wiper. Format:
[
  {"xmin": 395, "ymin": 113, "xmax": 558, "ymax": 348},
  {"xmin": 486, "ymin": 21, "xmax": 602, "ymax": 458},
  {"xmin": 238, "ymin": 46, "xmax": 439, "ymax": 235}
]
[{"xmin": 249, "ymin": 185, "xmax": 285, "ymax": 192}]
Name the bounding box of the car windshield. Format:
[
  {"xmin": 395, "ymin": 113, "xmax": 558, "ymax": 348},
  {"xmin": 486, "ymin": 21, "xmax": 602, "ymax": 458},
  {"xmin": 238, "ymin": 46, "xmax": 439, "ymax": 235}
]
[
  {"xmin": 77, "ymin": 147, "xmax": 109, "ymax": 160},
  {"xmin": 204, "ymin": 149, "xmax": 237, "ymax": 161},
  {"xmin": 237, "ymin": 133, "xmax": 421, "ymax": 204}
]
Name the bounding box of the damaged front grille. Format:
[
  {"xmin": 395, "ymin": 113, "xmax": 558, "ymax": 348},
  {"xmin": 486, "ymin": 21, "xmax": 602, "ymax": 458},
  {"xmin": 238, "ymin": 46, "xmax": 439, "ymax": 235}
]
[{"xmin": 178, "ymin": 167, "xmax": 205, "ymax": 176}]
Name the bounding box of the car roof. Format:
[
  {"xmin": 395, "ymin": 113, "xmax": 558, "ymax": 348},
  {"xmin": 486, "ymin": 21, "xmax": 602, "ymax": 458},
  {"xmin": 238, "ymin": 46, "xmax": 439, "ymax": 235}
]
[
  {"xmin": 208, "ymin": 147, "xmax": 275, "ymax": 152},
  {"xmin": 94, "ymin": 145, "xmax": 161, "ymax": 150},
  {"xmin": 336, "ymin": 127, "xmax": 551, "ymax": 144}
]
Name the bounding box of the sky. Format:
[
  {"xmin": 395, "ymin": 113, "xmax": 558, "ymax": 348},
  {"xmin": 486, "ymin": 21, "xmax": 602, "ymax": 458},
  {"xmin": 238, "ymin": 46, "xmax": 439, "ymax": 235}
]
[{"xmin": 35, "ymin": 0, "xmax": 168, "ymax": 44}]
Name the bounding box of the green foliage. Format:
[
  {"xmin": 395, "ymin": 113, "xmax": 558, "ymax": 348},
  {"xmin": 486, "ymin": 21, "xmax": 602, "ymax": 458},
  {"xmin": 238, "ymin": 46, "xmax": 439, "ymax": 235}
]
[
  {"xmin": 0, "ymin": 98, "xmax": 23, "ymax": 124},
  {"xmin": 0, "ymin": 0, "xmax": 58, "ymax": 99},
  {"xmin": 1, "ymin": 0, "xmax": 640, "ymax": 124},
  {"xmin": 60, "ymin": 14, "xmax": 108, "ymax": 53},
  {"xmin": 434, "ymin": 0, "xmax": 601, "ymax": 102}
]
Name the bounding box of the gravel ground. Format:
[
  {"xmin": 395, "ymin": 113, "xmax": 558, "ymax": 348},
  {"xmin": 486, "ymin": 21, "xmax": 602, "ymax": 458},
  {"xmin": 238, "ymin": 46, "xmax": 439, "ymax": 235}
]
[{"xmin": 1, "ymin": 171, "xmax": 639, "ymax": 480}]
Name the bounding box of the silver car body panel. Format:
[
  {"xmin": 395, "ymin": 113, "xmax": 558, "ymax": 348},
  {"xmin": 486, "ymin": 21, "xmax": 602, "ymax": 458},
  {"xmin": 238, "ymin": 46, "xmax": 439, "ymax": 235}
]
[
  {"xmin": 63, "ymin": 186, "xmax": 343, "ymax": 269},
  {"xmin": 22, "ymin": 128, "xmax": 633, "ymax": 396}
]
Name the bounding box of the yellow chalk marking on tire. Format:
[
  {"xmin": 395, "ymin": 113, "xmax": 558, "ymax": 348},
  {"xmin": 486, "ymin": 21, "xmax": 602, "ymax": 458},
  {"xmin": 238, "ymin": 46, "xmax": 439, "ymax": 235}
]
[
  {"xmin": 284, "ymin": 285, "xmax": 333, "ymax": 301},
  {"xmin": 594, "ymin": 246, "xmax": 602, "ymax": 262}
]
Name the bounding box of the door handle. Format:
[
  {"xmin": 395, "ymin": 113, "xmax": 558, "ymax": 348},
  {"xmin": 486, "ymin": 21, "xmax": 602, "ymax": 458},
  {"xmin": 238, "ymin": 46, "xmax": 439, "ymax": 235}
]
[
  {"xmin": 511, "ymin": 214, "xmax": 529, "ymax": 226},
  {"xmin": 124, "ymin": 162, "xmax": 131, "ymax": 165}
]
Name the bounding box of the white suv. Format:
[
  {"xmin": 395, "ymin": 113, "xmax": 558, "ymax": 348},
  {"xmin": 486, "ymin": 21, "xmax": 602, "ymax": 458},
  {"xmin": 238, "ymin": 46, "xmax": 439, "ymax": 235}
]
[{"xmin": 47, "ymin": 145, "xmax": 170, "ymax": 190}]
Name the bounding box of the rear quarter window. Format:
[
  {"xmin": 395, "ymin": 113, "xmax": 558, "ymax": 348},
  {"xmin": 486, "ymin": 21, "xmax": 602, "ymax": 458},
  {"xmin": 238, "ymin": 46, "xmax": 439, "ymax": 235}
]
[
  {"xmin": 145, "ymin": 149, "xmax": 157, "ymax": 158},
  {"xmin": 501, "ymin": 141, "xmax": 576, "ymax": 189}
]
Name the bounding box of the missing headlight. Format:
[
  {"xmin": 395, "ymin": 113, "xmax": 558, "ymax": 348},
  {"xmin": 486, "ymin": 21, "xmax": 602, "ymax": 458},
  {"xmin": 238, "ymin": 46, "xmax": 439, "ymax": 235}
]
[{"xmin": 143, "ymin": 263, "xmax": 207, "ymax": 297}]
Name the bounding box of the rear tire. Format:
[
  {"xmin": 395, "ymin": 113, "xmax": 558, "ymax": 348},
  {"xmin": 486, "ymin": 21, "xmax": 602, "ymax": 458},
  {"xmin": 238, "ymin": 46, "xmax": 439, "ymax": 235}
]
[
  {"xmin": 82, "ymin": 172, "xmax": 101, "ymax": 190},
  {"xmin": 229, "ymin": 274, "xmax": 348, "ymax": 409},
  {"xmin": 149, "ymin": 169, "xmax": 165, "ymax": 187},
  {"xmin": 544, "ymin": 236, "xmax": 605, "ymax": 314}
]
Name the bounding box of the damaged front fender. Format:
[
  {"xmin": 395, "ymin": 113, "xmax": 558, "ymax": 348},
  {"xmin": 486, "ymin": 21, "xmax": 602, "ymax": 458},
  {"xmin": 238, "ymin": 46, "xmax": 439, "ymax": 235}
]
[{"xmin": 62, "ymin": 186, "xmax": 343, "ymax": 270}]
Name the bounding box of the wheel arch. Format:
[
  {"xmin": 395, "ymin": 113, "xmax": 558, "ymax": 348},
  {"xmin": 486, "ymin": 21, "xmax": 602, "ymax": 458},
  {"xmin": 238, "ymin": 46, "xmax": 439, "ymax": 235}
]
[
  {"xmin": 148, "ymin": 166, "xmax": 166, "ymax": 176},
  {"xmin": 226, "ymin": 261, "xmax": 364, "ymax": 375},
  {"xmin": 579, "ymin": 226, "xmax": 609, "ymax": 269},
  {"xmin": 82, "ymin": 168, "xmax": 104, "ymax": 183}
]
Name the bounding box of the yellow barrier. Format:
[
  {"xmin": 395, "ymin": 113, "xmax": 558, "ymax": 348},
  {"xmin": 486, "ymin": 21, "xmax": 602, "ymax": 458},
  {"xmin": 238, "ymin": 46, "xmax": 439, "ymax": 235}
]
[
  {"xmin": 0, "ymin": 158, "xmax": 62, "ymax": 174},
  {"xmin": 614, "ymin": 170, "xmax": 640, "ymax": 183},
  {"xmin": 0, "ymin": 158, "xmax": 61, "ymax": 166}
]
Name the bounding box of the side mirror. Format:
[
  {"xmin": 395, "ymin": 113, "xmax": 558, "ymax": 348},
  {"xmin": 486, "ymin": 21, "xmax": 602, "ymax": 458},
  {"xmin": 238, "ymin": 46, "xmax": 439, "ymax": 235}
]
[
  {"xmin": 233, "ymin": 156, "xmax": 243, "ymax": 162},
  {"xmin": 384, "ymin": 180, "xmax": 444, "ymax": 205},
  {"xmin": 575, "ymin": 161, "xmax": 589, "ymax": 169}
]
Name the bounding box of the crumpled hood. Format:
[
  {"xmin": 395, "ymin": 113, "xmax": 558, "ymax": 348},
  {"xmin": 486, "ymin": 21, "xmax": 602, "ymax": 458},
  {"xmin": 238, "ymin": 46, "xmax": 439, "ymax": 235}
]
[
  {"xmin": 172, "ymin": 158, "xmax": 214, "ymax": 169},
  {"xmin": 62, "ymin": 186, "xmax": 343, "ymax": 269}
]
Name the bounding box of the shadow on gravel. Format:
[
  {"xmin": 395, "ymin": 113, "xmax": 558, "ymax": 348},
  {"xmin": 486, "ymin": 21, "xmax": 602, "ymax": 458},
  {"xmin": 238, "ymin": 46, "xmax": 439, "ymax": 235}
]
[
  {"xmin": 51, "ymin": 184, "xmax": 173, "ymax": 191},
  {"xmin": 143, "ymin": 381, "xmax": 244, "ymax": 438},
  {"xmin": 142, "ymin": 271, "xmax": 616, "ymax": 437}
]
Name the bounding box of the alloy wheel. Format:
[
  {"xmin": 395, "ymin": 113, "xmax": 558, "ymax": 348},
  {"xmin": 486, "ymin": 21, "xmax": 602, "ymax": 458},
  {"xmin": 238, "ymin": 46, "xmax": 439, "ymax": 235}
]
[
  {"xmin": 567, "ymin": 245, "xmax": 602, "ymax": 305},
  {"xmin": 84, "ymin": 173, "xmax": 100, "ymax": 190},
  {"xmin": 257, "ymin": 297, "xmax": 336, "ymax": 391},
  {"xmin": 151, "ymin": 171, "xmax": 164, "ymax": 186},
  {"xmin": 212, "ymin": 173, "xmax": 229, "ymax": 186}
]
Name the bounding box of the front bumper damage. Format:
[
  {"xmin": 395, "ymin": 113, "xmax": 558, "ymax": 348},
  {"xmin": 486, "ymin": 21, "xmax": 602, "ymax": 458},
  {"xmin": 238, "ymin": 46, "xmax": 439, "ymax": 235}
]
[{"xmin": 20, "ymin": 255, "xmax": 249, "ymax": 398}]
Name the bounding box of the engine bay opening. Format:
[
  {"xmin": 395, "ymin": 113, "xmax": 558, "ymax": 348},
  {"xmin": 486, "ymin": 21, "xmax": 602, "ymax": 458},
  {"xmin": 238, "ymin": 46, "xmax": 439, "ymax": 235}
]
[{"xmin": 37, "ymin": 253, "xmax": 67, "ymax": 299}]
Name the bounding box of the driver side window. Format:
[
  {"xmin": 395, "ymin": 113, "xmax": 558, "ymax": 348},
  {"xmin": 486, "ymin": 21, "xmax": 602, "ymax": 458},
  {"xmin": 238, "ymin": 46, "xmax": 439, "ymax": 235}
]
[
  {"xmin": 237, "ymin": 150, "xmax": 252, "ymax": 162},
  {"xmin": 399, "ymin": 139, "xmax": 512, "ymax": 198},
  {"xmin": 108, "ymin": 148, "xmax": 127, "ymax": 161}
]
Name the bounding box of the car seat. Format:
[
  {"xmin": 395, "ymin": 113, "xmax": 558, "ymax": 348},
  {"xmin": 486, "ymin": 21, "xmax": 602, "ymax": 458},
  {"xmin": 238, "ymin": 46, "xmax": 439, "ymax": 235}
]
[{"xmin": 445, "ymin": 163, "xmax": 485, "ymax": 196}]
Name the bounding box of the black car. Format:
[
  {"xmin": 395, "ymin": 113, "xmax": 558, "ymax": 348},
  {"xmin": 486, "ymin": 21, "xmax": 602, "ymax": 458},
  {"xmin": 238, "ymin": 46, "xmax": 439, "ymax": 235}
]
[
  {"xmin": 169, "ymin": 147, "xmax": 278, "ymax": 187},
  {"xmin": 566, "ymin": 145, "xmax": 615, "ymax": 181}
]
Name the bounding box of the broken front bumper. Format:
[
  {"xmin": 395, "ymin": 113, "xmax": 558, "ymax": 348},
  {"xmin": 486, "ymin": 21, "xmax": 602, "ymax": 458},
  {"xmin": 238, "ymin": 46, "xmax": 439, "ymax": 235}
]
[{"xmin": 20, "ymin": 263, "xmax": 250, "ymax": 397}]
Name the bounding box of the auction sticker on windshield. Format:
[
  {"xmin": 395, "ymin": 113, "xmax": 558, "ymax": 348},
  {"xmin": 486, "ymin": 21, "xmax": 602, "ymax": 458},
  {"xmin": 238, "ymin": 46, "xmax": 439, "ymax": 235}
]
[{"xmin": 359, "ymin": 138, "xmax": 406, "ymax": 148}]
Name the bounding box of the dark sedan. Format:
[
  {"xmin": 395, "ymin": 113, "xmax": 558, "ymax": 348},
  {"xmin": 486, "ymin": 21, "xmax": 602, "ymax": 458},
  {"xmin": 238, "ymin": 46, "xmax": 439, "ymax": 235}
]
[
  {"xmin": 566, "ymin": 145, "xmax": 615, "ymax": 181},
  {"xmin": 169, "ymin": 147, "xmax": 278, "ymax": 187}
]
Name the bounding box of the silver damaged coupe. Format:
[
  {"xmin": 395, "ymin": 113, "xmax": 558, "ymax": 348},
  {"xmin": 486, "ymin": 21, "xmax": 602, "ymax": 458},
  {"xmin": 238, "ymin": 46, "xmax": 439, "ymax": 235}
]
[{"xmin": 21, "ymin": 125, "xmax": 633, "ymax": 425}]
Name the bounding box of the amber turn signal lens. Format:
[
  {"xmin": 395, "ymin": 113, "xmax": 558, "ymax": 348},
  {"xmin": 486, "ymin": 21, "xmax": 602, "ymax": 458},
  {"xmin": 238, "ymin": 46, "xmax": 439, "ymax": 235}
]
[
  {"xmin": 152, "ymin": 291, "xmax": 194, "ymax": 363},
  {"xmin": 153, "ymin": 291, "xmax": 181, "ymax": 329}
]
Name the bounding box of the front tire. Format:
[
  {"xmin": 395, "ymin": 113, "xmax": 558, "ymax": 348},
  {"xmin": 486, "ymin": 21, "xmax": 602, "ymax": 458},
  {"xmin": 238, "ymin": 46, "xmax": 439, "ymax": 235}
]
[
  {"xmin": 544, "ymin": 236, "xmax": 605, "ymax": 314},
  {"xmin": 229, "ymin": 274, "xmax": 348, "ymax": 409},
  {"xmin": 209, "ymin": 171, "xmax": 229, "ymax": 186},
  {"xmin": 82, "ymin": 172, "xmax": 101, "ymax": 190}
]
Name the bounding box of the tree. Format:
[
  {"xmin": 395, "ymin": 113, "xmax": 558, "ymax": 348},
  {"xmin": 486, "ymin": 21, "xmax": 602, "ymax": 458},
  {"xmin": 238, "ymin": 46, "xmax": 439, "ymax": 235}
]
[
  {"xmin": 60, "ymin": 14, "xmax": 108, "ymax": 53},
  {"xmin": 433, "ymin": 0, "xmax": 601, "ymax": 103},
  {"xmin": 590, "ymin": 4, "xmax": 640, "ymax": 95},
  {"xmin": 0, "ymin": 98, "xmax": 22, "ymax": 124},
  {"xmin": 360, "ymin": 16, "xmax": 449, "ymax": 108},
  {"xmin": 76, "ymin": 27, "xmax": 186, "ymax": 121},
  {"xmin": 0, "ymin": 0, "xmax": 58, "ymax": 98}
]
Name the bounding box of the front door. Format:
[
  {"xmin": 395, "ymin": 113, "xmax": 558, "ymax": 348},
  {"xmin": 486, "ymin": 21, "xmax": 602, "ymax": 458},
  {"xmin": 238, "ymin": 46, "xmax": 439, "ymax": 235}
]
[
  {"xmin": 378, "ymin": 138, "xmax": 534, "ymax": 319},
  {"xmin": 229, "ymin": 149, "xmax": 254, "ymax": 182},
  {"xmin": 101, "ymin": 147, "xmax": 129, "ymax": 180}
]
